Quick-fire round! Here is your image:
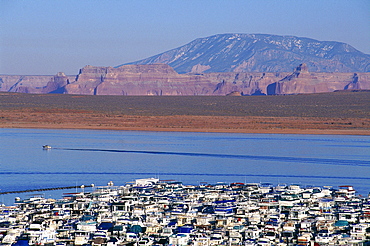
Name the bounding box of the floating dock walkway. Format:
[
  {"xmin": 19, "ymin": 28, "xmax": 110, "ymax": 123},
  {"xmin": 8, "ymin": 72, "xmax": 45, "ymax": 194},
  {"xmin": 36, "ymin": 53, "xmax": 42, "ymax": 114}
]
[{"xmin": 0, "ymin": 185, "xmax": 93, "ymax": 195}]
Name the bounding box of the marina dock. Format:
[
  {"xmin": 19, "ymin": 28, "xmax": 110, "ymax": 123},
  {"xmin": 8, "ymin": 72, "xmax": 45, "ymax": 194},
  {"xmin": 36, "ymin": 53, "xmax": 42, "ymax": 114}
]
[
  {"xmin": 0, "ymin": 178, "xmax": 369, "ymax": 245},
  {"xmin": 0, "ymin": 185, "xmax": 93, "ymax": 195}
]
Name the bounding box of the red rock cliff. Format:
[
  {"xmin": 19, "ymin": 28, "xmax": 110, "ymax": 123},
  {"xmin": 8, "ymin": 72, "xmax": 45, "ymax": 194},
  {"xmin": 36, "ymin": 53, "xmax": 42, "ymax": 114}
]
[{"xmin": 2, "ymin": 64, "xmax": 370, "ymax": 95}]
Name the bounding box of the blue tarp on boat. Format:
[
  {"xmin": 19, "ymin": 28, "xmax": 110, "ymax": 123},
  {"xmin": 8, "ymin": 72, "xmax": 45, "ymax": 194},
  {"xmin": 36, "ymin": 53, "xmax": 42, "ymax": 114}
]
[
  {"xmin": 12, "ymin": 240, "xmax": 29, "ymax": 246},
  {"xmin": 334, "ymin": 220, "xmax": 349, "ymax": 227},
  {"xmin": 98, "ymin": 222, "xmax": 114, "ymax": 230}
]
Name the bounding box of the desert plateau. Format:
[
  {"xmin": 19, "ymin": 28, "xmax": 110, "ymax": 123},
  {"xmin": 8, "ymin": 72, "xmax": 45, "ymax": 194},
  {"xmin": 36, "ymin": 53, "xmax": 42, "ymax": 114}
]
[{"xmin": 1, "ymin": 90, "xmax": 369, "ymax": 135}]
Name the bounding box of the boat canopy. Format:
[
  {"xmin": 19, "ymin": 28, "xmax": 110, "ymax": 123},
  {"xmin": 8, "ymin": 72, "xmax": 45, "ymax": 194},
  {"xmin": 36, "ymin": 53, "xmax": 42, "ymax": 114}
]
[{"xmin": 334, "ymin": 220, "xmax": 349, "ymax": 227}]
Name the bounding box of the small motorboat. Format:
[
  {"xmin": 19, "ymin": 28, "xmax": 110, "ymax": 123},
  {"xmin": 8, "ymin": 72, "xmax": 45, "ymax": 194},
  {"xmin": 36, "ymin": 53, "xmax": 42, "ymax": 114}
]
[{"xmin": 43, "ymin": 145, "xmax": 52, "ymax": 150}]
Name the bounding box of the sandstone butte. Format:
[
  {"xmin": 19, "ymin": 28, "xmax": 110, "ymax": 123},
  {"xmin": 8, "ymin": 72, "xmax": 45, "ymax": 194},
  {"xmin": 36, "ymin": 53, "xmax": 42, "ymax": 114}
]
[{"xmin": 1, "ymin": 63, "xmax": 370, "ymax": 96}]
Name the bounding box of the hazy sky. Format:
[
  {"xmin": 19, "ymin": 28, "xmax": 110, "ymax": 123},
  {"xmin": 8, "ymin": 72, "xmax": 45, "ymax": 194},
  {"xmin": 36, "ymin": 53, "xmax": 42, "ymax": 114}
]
[{"xmin": 1, "ymin": 0, "xmax": 369, "ymax": 75}]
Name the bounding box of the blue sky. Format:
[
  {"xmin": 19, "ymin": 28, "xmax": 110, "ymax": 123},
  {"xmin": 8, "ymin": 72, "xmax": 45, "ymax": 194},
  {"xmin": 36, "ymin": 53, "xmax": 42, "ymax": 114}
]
[{"xmin": 1, "ymin": 0, "xmax": 369, "ymax": 75}]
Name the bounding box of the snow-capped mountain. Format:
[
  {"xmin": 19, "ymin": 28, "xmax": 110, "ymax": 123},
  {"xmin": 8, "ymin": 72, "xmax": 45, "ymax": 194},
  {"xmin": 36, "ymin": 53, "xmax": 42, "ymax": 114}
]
[{"xmin": 118, "ymin": 33, "xmax": 370, "ymax": 73}]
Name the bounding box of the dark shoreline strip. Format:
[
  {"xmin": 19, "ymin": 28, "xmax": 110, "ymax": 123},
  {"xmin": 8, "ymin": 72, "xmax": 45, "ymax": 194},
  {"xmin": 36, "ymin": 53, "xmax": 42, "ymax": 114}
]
[{"xmin": 0, "ymin": 185, "xmax": 92, "ymax": 195}]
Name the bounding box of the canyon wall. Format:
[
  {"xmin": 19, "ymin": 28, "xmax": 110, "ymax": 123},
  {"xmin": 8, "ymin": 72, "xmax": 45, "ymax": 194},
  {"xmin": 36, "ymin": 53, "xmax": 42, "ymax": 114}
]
[
  {"xmin": 65, "ymin": 64, "xmax": 370, "ymax": 95},
  {"xmin": 1, "ymin": 64, "xmax": 369, "ymax": 96}
]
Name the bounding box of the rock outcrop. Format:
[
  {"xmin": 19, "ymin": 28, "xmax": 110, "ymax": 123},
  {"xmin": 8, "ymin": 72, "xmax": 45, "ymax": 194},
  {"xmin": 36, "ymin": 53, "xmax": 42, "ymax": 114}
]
[
  {"xmin": 0, "ymin": 73, "xmax": 73, "ymax": 94},
  {"xmin": 61, "ymin": 64, "xmax": 296, "ymax": 95},
  {"xmin": 64, "ymin": 64, "xmax": 216, "ymax": 95},
  {"xmin": 267, "ymin": 64, "xmax": 370, "ymax": 95},
  {"xmin": 42, "ymin": 72, "xmax": 71, "ymax": 94}
]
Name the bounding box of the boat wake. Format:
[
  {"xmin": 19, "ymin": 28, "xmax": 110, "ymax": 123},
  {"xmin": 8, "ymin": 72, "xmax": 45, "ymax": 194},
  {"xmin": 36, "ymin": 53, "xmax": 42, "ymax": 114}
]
[{"xmin": 52, "ymin": 147, "xmax": 370, "ymax": 167}]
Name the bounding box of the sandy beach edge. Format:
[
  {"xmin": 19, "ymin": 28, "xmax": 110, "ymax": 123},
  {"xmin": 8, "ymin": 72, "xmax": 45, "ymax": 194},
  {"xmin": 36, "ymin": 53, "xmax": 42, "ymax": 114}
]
[{"xmin": 1, "ymin": 123, "xmax": 369, "ymax": 136}]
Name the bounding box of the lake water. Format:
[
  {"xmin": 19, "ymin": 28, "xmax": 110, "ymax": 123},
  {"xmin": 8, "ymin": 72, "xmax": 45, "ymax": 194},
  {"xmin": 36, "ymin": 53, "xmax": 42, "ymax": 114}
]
[{"xmin": 0, "ymin": 128, "xmax": 369, "ymax": 205}]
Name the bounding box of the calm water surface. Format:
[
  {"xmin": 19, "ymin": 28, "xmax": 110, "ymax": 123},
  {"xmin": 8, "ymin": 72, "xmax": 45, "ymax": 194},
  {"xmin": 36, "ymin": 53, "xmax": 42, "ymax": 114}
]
[{"xmin": 0, "ymin": 128, "xmax": 369, "ymax": 205}]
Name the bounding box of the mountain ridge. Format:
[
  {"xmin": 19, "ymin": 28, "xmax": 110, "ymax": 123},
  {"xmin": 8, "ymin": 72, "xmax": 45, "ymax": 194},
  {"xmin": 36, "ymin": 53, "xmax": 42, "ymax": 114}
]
[
  {"xmin": 119, "ymin": 33, "xmax": 370, "ymax": 73},
  {"xmin": 1, "ymin": 33, "xmax": 370, "ymax": 96}
]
